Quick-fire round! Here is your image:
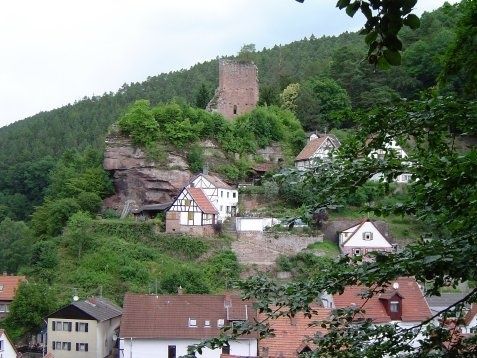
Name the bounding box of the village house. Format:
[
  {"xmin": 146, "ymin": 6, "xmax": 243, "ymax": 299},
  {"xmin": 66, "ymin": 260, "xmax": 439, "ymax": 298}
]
[
  {"xmin": 188, "ymin": 173, "xmax": 238, "ymax": 222},
  {"xmin": 329, "ymin": 277, "xmax": 432, "ymax": 347},
  {"xmin": 119, "ymin": 293, "xmax": 258, "ymax": 358},
  {"xmin": 294, "ymin": 134, "xmax": 340, "ymax": 170},
  {"xmin": 368, "ymin": 137, "xmax": 412, "ymax": 183},
  {"xmin": 0, "ymin": 274, "xmax": 26, "ymax": 320},
  {"xmin": 462, "ymin": 304, "xmax": 477, "ymax": 334},
  {"xmin": 165, "ymin": 187, "xmax": 218, "ymax": 236},
  {"xmin": 338, "ymin": 219, "xmax": 394, "ymax": 257},
  {"xmin": 46, "ymin": 297, "xmax": 122, "ymax": 358},
  {"xmin": 258, "ymin": 308, "xmax": 330, "ymax": 358},
  {"xmin": 0, "ymin": 329, "xmax": 19, "ymax": 358}
]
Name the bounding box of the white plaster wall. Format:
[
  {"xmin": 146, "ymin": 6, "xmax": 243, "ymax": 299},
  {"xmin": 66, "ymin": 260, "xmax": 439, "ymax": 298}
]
[
  {"xmin": 236, "ymin": 218, "xmax": 280, "ymax": 232},
  {"xmin": 342, "ymin": 222, "xmax": 392, "ymax": 249},
  {"xmin": 120, "ymin": 338, "xmax": 257, "ymax": 358},
  {"xmin": 0, "ymin": 332, "xmax": 17, "ymax": 358},
  {"xmin": 97, "ymin": 317, "xmax": 120, "ymax": 358},
  {"xmin": 180, "ymin": 212, "xmax": 202, "ymax": 225},
  {"xmin": 217, "ymin": 189, "xmax": 238, "ymax": 222},
  {"xmin": 47, "ymin": 318, "xmax": 97, "ymax": 358}
]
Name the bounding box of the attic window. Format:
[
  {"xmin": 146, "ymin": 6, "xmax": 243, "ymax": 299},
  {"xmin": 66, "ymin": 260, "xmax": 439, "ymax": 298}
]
[
  {"xmin": 217, "ymin": 319, "xmax": 225, "ymax": 328},
  {"xmin": 363, "ymin": 232, "xmax": 373, "ymax": 240},
  {"xmin": 390, "ymin": 301, "xmax": 399, "ymax": 313},
  {"xmin": 188, "ymin": 318, "xmax": 197, "ymax": 327},
  {"xmin": 184, "ymin": 199, "xmax": 191, "ymax": 206},
  {"xmin": 204, "ymin": 320, "xmax": 211, "ymax": 327}
]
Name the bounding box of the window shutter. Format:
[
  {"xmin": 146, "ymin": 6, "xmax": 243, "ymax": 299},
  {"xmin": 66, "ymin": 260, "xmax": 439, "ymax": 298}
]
[
  {"xmin": 52, "ymin": 321, "xmax": 56, "ymax": 331},
  {"xmin": 52, "ymin": 342, "xmax": 55, "ymax": 350},
  {"xmin": 85, "ymin": 343, "xmax": 89, "ymax": 352},
  {"xmin": 76, "ymin": 343, "xmax": 79, "ymax": 351},
  {"xmin": 68, "ymin": 342, "xmax": 71, "ymax": 351},
  {"xmin": 75, "ymin": 322, "xmax": 79, "ymax": 331},
  {"xmin": 69, "ymin": 322, "xmax": 72, "ymax": 331},
  {"xmin": 85, "ymin": 323, "xmax": 88, "ymax": 332}
]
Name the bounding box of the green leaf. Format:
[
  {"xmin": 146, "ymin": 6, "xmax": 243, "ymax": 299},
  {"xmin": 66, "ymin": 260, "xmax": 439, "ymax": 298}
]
[
  {"xmin": 383, "ymin": 49, "xmax": 402, "ymax": 66},
  {"xmin": 377, "ymin": 56, "xmax": 391, "ymax": 70},
  {"xmin": 346, "ymin": 1, "xmax": 360, "ymax": 17},
  {"xmin": 360, "ymin": 2, "xmax": 372, "ymax": 19},
  {"xmin": 336, "ymin": 0, "xmax": 351, "ymax": 10},
  {"xmin": 404, "ymin": 14, "xmax": 420, "ymax": 30},
  {"xmin": 424, "ymin": 255, "xmax": 442, "ymax": 264},
  {"xmin": 365, "ymin": 31, "xmax": 378, "ymax": 45}
]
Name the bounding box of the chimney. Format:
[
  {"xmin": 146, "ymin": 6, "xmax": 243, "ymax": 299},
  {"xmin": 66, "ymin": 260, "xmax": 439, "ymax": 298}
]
[{"xmin": 178, "ymin": 286, "xmax": 184, "ymax": 295}]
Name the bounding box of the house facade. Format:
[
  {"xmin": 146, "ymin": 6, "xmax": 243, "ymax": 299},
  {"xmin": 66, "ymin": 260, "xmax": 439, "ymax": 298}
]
[
  {"xmin": 339, "ymin": 219, "xmax": 394, "ymax": 257},
  {"xmin": 165, "ymin": 187, "xmax": 218, "ymax": 236},
  {"xmin": 188, "ymin": 173, "xmax": 238, "ymax": 222},
  {"xmin": 294, "ymin": 134, "xmax": 340, "ymax": 170},
  {"xmin": 0, "ymin": 275, "xmax": 26, "ymax": 319},
  {"xmin": 119, "ymin": 293, "xmax": 258, "ymax": 358},
  {"xmin": 369, "ymin": 138, "xmax": 412, "ymax": 183},
  {"xmin": 47, "ymin": 297, "xmax": 122, "ymax": 358},
  {"xmin": 0, "ymin": 329, "xmax": 18, "ymax": 358}
]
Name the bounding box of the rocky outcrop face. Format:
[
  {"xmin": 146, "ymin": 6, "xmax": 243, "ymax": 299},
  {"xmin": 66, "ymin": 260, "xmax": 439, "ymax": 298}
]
[{"xmin": 103, "ymin": 128, "xmax": 191, "ymax": 211}]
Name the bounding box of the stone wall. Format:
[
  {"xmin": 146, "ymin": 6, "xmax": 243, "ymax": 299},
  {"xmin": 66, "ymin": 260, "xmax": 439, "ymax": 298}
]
[{"xmin": 207, "ymin": 59, "xmax": 259, "ymax": 119}]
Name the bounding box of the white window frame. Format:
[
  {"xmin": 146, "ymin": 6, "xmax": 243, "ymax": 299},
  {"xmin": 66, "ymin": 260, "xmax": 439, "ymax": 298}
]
[{"xmin": 390, "ymin": 301, "xmax": 399, "ymax": 313}]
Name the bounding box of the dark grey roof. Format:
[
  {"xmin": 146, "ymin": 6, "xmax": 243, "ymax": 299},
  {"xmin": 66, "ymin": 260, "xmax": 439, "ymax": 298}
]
[
  {"xmin": 426, "ymin": 293, "xmax": 467, "ymax": 311},
  {"xmin": 72, "ymin": 297, "xmax": 122, "ymax": 322}
]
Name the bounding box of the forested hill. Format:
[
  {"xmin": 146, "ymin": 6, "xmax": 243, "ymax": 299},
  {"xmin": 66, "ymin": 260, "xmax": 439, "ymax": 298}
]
[{"xmin": 0, "ymin": 3, "xmax": 459, "ymax": 168}]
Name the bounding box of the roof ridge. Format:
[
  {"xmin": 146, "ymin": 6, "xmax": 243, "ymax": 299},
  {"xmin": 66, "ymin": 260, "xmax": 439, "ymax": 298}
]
[{"xmin": 341, "ymin": 218, "xmax": 369, "ymax": 245}]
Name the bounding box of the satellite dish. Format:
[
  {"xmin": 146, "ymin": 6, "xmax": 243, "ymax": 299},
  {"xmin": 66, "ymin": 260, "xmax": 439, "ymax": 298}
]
[
  {"xmin": 73, "ymin": 295, "xmax": 79, "ymax": 302},
  {"xmin": 392, "ymin": 282, "xmax": 399, "ymax": 290}
]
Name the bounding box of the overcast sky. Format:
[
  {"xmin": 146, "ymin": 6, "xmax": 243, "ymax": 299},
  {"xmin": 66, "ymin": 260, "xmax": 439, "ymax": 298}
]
[{"xmin": 0, "ymin": 0, "xmax": 456, "ymax": 129}]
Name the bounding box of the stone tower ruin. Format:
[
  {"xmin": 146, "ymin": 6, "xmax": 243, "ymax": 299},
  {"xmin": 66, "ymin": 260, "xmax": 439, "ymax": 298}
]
[{"xmin": 206, "ymin": 59, "xmax": 259, "ymax": 119}]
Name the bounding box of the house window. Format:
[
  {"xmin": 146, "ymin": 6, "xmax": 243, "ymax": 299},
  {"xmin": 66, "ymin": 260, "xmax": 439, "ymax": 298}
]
[
  {"xmin": 76, "ymin": 343, "xmax": 88, "ymax": 352},
  {"xmin": 0, "ymin": 340, "xmax": 3, "ymax": 351},
  {"xmin": 220, "ymin": 205, "xmax": 223, "ymax": 211},
  {"xmin": 0, "ymin": 304, "xmax": 6, "ymax": 312},
  {"xmin": 204, "ymin": 320, "xmax": 211, "ymax": 327},
  {"xmin": 354, "ymin": 249, "xmax": 361, "ymax": 256},
  {"xmin": 53, "ymin": 341, "xmax": 62, "ymax": 350},
  {"xmin": 188, "ymin": 212, "xmax": 194, "ymax": 221},
  {"xmin": 363, "ymin": 232, "xmax": 373, "ymax": 240},
  {"xmin": 390, "ymin": 301, "xmax": 399, "ymax": 313},
  {"xmin": 76, "ymin": 322, "xmax": 88, "ymax": 332},
  {"xmin": 470, "ymin": 327, "xmax": 477, "ymax": 334},
  {"xmin": 184, "ymin": 199, "xmax": 191, "ymax": 206},
  {"xmin": 63, "ymin": 322, "xmax": 72, "ymax": 331},
  {"xmin": 221, "ymin": 191, "xmax": 223, "ymax": 198},
  {"xmin": 188, "ymin": 318, "xmax": 197, "ymax": 327},
  {"xmin": 227, "ymin": 192, "xmax": 229, "ymax": 198},
  {"xmin": 53, "ymin": 321, "xmax": 63, "ymax": 331},
  {"xmin": 168, "ymin": 345, "xmax": 176, "ymax": 358},
  {"xmin": 233, "ymin": 192, "xmax": 236, "ymax": 198},
  {"xmin": 226, "ymin": 206, "xmax": 230, "ymax": 213},
  {"xmin": 233, "ymin": 105, "xmax": 237, "ymax": 115},
  {"xmin": 222, "ymin": 345, "xmax": 231, "ymax": 354},
  {"xmin": 62, "ymin": 342, "xmax": 71, "ymax": 351},
  {"xmin": 0, "ymin": 284, "xmax": 3, "ymax": 291}
]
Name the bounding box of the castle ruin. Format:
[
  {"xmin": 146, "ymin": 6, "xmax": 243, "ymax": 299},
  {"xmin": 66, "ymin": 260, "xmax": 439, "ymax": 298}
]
[{"xmin": 206, "ymin": 59, "xmax": 259, "ymax": 119}]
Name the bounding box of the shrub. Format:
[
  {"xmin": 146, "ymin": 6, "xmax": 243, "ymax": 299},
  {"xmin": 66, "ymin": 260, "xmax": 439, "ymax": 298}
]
[
  {"xmin": 118, "ymin": 100, "xmax": 159, "ymax": 146},
  {"xmin": 187, "ymin": 145, "xmax": 204, "ymax": 173}
]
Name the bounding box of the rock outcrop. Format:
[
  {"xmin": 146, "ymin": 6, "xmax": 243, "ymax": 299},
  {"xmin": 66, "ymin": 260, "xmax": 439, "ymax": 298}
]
[{"xmin": 103, "ymin": 127, "xmax": 191, "ymax": 211}]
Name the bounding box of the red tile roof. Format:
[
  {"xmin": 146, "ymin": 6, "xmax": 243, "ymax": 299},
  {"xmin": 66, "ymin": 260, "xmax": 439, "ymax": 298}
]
[
  {"xmin": 187, "ymin": 187, "xmax": 218, "ymax": 214},
  {"xmin": 333, "ymin": 277, "xmax": 431, "ymax": 323},
  {"xmin": 259, "ymin": 308, "xmax": 330, "ymax": 358},
  {"xmin": 295, "ymin": 135, "xmax": 339, "ymax": 162},
  {"xmin": 0, "ymin": 275, "xmax": 26, "ymax": 301},
  {"xmin": 120, "ymin": 293, "xmax": 257, "ymax": 339},
  {"xmin": 464, "ymin": 303, "xmax": 477, "ymax": 326}
]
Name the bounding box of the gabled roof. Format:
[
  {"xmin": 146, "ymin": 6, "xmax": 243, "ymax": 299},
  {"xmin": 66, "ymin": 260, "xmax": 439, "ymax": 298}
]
[
  {"xmin": 332, "ymin": 277, "xmax": 431, "ymax": 323},
  {"xmin": 193, "ymin": 173, "xmax": 233, "ymax": 190},
  {"xmin": 0, "ymin": 329, "xmax": 19, "ymax": 356},
  {"xmin": 259, "ymin": 308, "xmax": 330, "ymax": 358},
  {"xmin": 120, "ymin": 293, "xmax": 256, "ymax": 339},
  {"xmin": 187, "ymin": 187, "xmax": 218, "ymax": 214},
  {"xmin": 295, "ymin": 135, "xmax": 339, "ymax": 161},
  {"xmin": 464, "ymin": 304, "xmax": 477, "ymax": 326},
  {"xmin": 0, "ymin": 275, "xmax": 26, "ymax": 301},
  {"xmin": 340, "ymin": 219, "xmax": 391, "ymax": 246},
  {"xmin": 48, "ymin": 297, "xmax": 122, "ymax": 322}
]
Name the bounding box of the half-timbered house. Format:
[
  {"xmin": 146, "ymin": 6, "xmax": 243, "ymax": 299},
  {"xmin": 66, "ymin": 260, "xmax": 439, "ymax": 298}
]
[
  {"xmin": 166, "ymin": 187, "xmax": 218, "ymax": 236},
  {"xmin": 188, "ymin": 173, "xmax": 238, "ymax": 222},
  {"xmin": 294, "ymin": 134, "xmax": 340, "ymax": 171}
]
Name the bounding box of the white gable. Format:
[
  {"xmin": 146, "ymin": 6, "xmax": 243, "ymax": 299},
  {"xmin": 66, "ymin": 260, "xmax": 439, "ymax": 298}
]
[
  {"xmin": 341, "ymin": 221, "xmax": 392, "ymax": 249},
  {"xmin": 0, "ymin": 331, "xmax": 17, "ymax": 358},
  {"xmin": 311, "ymin": 137, "xmax": 337, "ymax": 159}
]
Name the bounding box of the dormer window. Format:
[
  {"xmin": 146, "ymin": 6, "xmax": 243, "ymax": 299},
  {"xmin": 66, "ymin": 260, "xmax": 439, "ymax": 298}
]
[
  {"xmin": 363, "ymin": 232, "xmax": 373, "ymax": 240},
  {"xmin": 188, "ymin": 318, "xmax": 197, "ymax": 327},
  {"xmin": 217, "ymin": 319, "xmax": 224, "ymax": 328},
  {"xmin": 0, "ymin": 284, "xmax": 3, "ymax": 291},
  {"xmin": 204, "ymin": 320, "xmax": 211, "ymax": 327},
  {"xmin": 390, "ymin": 301, "xmax": 399, "ymax": 313}
]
